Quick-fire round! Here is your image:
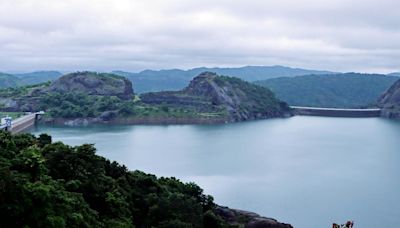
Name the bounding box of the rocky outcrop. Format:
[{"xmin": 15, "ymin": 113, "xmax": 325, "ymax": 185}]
[
  {"xmin": 141, "ymin": 72, "xmax": 291, "ymax": 122},
  {"xmin": 0, "ymin": 72, "xmax": 135, "ymax": 113},
  {"xmin": 214, "ymin": 206, "xmax": 293, "ymax": 228},
  {"xmin": 378, "ymin": 79, "xmax": 400, "ymax": 118},
  {"xmin": 1, "ymin": 71, "xmax": 291, "ymax": 124},
  {"xmin": 44, "ymin": 72, "xmax": 134, "ymax": 100}
]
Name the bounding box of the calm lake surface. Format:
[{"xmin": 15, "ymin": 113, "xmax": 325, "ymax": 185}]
[{"xmin": 30, "ymin": 116, "xmax": 400, "ymax": 228}]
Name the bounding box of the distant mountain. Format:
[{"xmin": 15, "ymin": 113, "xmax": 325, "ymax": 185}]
[
  {"xmin": 114, "ymin": 66, "xmax": 335, "ymax": 93},
  {"xmin": 255, "ymin": 73, "xmax": 399, "ymax": 108},
  {"xmin": 0, "ymin": 71, "xmax": 62, "ymax": 89},
  {"xmin": 14, "ymin": 71, "xmax": 62, "ymax": 84},
  {"xmin": 0, "ymin": 73, "xmax": 23, "ymax": 88},
  {"xmin": 388, "ymin": 72, "xmax": 400, "ymax": 77}
]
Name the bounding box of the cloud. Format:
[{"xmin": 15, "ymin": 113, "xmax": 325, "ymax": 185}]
[{"xmin": 0, "ymin": 0, "xmax": 399, "ymax": 73}]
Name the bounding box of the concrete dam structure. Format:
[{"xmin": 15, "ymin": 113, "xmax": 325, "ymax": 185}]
[
  {"xmin": 291, "ymin": 106, "xmax": 381, "ymax": 118},
  {"xmin": 0, "ymin": 112, "xmax": 44, "ymax": 134}
]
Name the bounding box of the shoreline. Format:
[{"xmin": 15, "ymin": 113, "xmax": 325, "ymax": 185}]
[
  {"xmin": 37, "ymin": 114, "xmax": 390, "ymax": 127},
  {"xmin": 40, "ymin": 116, "xmax": 229, "ymax": 126},
  {"xmin": 39, "ymin": 113, "xmax": 292, "ymax": 127}
]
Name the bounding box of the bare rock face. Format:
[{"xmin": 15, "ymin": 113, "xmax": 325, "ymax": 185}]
[
  {"xmin": 214, "ymin": 206, "xmax": 293, "ymax": 228},
  {"xmin": 141, "ymin": 72, "xmax": 291, "ymax": 122},
  {"xmin": 185, "ymin": 72, "xmax": 291, "ymax": 121},
  {"xmin": 378, "ymin": 79, "xmax": 400, "ymax": 118},
  {"xmin": 183, "ymin": 72, "xmax": 240, "ymax": 107},
  {"xmin": 45, "ymin": 72, "xmax": 134, "ymax": 100}
]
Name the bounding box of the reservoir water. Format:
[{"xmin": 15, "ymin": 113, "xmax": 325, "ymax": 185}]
[{"xmin": 30, "ymin": 116, "xmax": 400, "ymax": 228}]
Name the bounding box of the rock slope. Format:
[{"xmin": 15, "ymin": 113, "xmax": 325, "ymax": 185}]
[
  {"xmin": 44, "ymin": 72, "xmax": 134, "ymax": 100},
  {"xmin": 141, "ymin": 72, "xmax": 291, "ymax": 122},
  {"xmin": 378, "ymin": 79, "xmax": 400, "ymax": 118},
  {"xmin": 0, "ymin": 72, "xmax": 134, "ymax": 112},
  {"xmin": 0, "ymin": 71, "xmax": 291, "ymax": 124},
  {"xmin": 215, "ymin": 206, "xmax": 293, "ymax": 228}
]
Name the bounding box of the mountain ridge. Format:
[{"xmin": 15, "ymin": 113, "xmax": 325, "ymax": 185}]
[
  {"xmin": 113, "ymin": 65, "xmax": 337, "ymax": 93},
  {"xmin": 0, "ymin": 71, "xmax": 62, "ymax": 89},
  {"xmin": 0, "ymin": 73, "xmax": 23, "ymax": 88},
  {"xmin": 255, "ymin": 73, "xmax": 399, "ymax": 108}
]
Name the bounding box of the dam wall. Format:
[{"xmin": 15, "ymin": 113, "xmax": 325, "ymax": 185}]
[
  {"xmin": 291, "ymin": 106, "xmax": 381, "ymax": 118},
  {"xmin": 9, "ymin": 113, "xmax": 38, "ymax": 134}
]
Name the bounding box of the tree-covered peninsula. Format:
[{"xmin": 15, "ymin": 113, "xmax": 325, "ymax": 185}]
[
  {"xmin": 0, "ymin": 132, "xmax": 292, "ymax": 228},
  {"xmin": 0, "ymin": 71, "xmax": 291, "ymax": 125}
]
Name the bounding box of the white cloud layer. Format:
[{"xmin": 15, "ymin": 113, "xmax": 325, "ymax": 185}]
[{"xmin": 0, "ymin": 0, "xmax": 399, "ymax": 73}]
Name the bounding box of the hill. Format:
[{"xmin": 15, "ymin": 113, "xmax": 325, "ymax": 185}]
[
  {"xmin": 0, "ymin": 72, "xmax": 135, "ymax": 120},
  {"xmin": 0, "ymin": 71, "xmax": 290, "ymax": 124},
  {"xmin": 0, "ymin": 132, "xmax": 292, "ymax": 228},
  {"xmin": 44, "ymin": 71, "xmax": 134, "ymax": 100},
  {"xmin": 114, "ymin": 66, "xmax": 335, "ymax": 93},
  {"xmin": 388, "ymin": 72, "xmax": 400, "ymax": 77},
  {"xmin": 378, "ymin": 79, "xmax": 400, "ymax": 118},
  {"xmin": 255, "ymin": 73, "xmax": 399, "ymax": 108},
  {"xmin": 140, "ymin": 72, "xmax": 291, "ymax": 122}
]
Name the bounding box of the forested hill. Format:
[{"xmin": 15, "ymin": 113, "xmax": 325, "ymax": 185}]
[
  {"xmin": 114, "ymin": 65, "xmax": 334, "ymax": 93},
  {"xmin": 255, "ymin": 73, "xmax": 399, "ymax": 108},
  {"xmin": 0, "ymin": 71, "xmax": 290, "ymax": 124},
  {"xmin": 140, "ymin": 72, "xmax": 291, "ymax": 122},
  {"xmin": 0, "ymin": 132, "xmax": 292, "ymax": 228}
]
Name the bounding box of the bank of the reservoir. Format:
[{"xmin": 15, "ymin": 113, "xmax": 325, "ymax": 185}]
[{"xmin": 39, "ymin": 106, "xmax": 382, "ymax": 127}]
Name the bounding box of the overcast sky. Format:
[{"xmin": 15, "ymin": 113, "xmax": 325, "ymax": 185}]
[{"xmin": 0, "ymin": 0, "xmax": 399, "ymax": 73}]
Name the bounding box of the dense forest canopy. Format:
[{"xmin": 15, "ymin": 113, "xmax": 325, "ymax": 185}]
[{"xmin": 0, "ymin": 132, "xmax": 232, "ymax": 228}]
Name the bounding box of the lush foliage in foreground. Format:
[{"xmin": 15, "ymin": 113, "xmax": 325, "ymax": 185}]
[{"xmin": 0, "ymin": 132, "xmax": 228, "ymax": 227}]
